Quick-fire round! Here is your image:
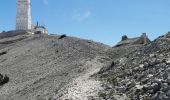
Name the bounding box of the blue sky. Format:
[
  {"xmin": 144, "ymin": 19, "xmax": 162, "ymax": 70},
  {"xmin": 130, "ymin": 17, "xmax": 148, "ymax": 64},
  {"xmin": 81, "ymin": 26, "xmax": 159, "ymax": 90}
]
[{"xmin": 0, "ymin": 0, "xmax": 170, "ymax": 46}]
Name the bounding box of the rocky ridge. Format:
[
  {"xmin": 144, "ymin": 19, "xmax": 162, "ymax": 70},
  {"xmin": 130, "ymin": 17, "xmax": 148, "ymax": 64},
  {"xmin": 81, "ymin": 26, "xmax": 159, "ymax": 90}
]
[{"xmin": 96, "ymin": 33, "xmax": 170, "ymax": 100}]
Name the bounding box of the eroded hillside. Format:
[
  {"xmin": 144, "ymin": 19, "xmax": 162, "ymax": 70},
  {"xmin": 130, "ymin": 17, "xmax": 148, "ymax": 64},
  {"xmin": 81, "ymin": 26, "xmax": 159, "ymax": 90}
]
[
  {"xmin": 0, "ymin": 34, "xmax": 112, "ymax": 100},
  {"xmin": 96, "ymin": 34, "xmax": 170, "ymax": 100},
  {"xmin": 1, "ymin": 33, "xmax": 170, "ymax": 100}
]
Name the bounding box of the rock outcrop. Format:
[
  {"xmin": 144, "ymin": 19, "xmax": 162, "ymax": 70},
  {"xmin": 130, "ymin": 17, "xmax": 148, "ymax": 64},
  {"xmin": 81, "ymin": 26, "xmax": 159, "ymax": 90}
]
[
  {"xmin": 115, "ymin": 33, "xmax": 151, "ymax": 47},
  {"xmin": 0, "ymin": 74, "xmax": 9, "ymax": 86},
  {"xmin": 96, "ymin": 33, "xmax": 170, "ymax": 100}
]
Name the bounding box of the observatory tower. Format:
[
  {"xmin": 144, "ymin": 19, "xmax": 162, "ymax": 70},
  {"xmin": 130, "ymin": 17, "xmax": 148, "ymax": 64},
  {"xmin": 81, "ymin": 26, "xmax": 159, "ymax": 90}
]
[{"xmin": 16, "ymin": 0, "xmax": 32, "ymax": 31}]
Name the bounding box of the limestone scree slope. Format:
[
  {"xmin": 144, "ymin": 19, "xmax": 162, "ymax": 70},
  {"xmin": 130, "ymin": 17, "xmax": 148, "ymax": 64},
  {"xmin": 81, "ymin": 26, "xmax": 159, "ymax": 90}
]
[
  {"xmin": 96, "ymin": 34, "xmax": 170, "ymax": 100},
  {"xmin": 1, "ymin": 33, "xmax": 170, "ymax": 100},
  {"xmin": 0, "ymin": 34, "xmax": 112, "ymax": 100}
]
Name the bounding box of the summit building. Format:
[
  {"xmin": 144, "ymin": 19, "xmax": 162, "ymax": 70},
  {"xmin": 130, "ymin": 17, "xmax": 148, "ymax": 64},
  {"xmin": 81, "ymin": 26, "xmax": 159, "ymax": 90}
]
[{"xmin": 16, "ymin": 0, "xmax": 32, "ymax": 31}]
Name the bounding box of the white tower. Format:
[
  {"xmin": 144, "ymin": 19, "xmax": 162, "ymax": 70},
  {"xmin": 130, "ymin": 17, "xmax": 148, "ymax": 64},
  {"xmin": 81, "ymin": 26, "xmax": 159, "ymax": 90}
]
[{"xmin": 16, "ymin": 0, "xmax": 32, "ymax": 31}]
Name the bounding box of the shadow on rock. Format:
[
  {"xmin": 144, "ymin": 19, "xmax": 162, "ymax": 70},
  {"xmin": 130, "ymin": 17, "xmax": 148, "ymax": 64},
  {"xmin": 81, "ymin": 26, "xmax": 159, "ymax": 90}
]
[{"xmin": 0, "ymin": 74, "xmax": 9, "ymax": 86}]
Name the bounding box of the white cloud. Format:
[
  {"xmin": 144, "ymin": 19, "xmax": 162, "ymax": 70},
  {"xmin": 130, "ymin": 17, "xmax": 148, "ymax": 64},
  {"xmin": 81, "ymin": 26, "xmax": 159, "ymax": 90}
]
[
  {"xmin": 43, "ymin": 0, "xmax": 49, "ymax": 5},
  {"xmin": 72, "ymin": 10, "xmax": 91, "ymax": 22}
]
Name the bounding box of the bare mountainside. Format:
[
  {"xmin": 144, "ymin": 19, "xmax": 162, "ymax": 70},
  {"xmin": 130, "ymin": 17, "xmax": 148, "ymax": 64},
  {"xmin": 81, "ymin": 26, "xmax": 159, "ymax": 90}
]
[
  {"xmin": 0, "ymin": 34, "xmax": 112, "ymax": 100},
  {"xmin": 1, "ymin": 33, "xmax": 170, "ymax": 100},
  {"xmin": 96, "ymin": 33, "xmax": 170, "ymax": 100}
]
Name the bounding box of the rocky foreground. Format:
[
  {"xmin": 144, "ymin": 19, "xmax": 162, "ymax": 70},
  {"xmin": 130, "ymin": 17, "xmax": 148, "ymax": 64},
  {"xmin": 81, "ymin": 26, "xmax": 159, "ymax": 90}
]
[
  {"xmin": 0, "ymin": 33, "xmax": 170, "ymax": 100},
  {"xmin": 96, "ymin": 34, "xmax": 170, "ymax": 100}
]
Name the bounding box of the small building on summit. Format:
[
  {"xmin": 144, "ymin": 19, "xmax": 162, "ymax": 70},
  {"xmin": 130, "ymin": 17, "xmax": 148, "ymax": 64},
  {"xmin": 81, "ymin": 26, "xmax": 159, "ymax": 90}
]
[
  {"xmin": 33, "ymin": 22, "xmax": 48, "ymax": 34},
  {"xmin": 115, "ymin": 33, "xmax": 151, "ymax": 47},
  {"xmin": 16, "ymin": 0, "xmax": 48, "ymax": 35},
  {"xmin": 0, "ymin": 0, "xmax": 49, "ymax": 39}
]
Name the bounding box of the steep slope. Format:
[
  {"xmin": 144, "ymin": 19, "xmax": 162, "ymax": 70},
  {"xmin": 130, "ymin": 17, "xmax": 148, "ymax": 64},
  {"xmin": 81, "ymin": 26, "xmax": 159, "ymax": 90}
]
[
  {"xmin": 0, "ymin": 34, "xmax": 112, "ymax": 100},
  {"xmin": 2, "ymin": 33, "xmax": 170, "ymax": 100},
  {"xmin": 97, "ymin": 35, "xmax": 170, "ymax": 100}
]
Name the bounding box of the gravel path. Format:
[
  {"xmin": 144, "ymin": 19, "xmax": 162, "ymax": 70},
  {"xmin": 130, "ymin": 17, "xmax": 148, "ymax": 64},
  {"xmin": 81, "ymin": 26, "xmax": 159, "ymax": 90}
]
[{"xmin": 55, "ymin": 56, "xmax": 108, "ymax": 100}]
